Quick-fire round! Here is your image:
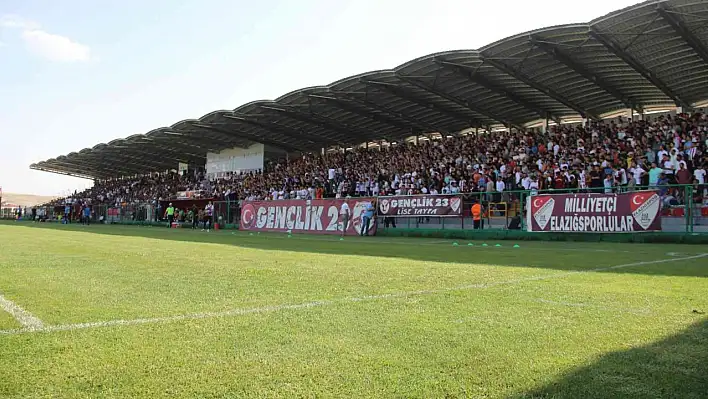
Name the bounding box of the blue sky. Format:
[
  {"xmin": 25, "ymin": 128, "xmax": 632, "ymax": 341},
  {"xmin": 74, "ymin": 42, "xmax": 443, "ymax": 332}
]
[{"xmin": 0, "ymin": 0, "xmax": 639, "ymax": 196}]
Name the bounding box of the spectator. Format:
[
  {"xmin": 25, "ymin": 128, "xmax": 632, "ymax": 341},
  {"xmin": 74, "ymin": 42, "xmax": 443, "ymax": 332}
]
[{"xmin": 42, "ymin": 111, "xmax": 706, "ymax": 209}]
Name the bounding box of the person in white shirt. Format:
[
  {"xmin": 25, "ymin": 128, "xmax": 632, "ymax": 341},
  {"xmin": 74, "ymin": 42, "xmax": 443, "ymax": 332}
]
[
  {"xmin": 662, "ymin": 155, "xmax": 675, "ymax": 177},
  {"xmin": 450, "ymin": 182, "xmax": 460, "ymax": 194},
  {"xmin": 339, "ymin": 200, "xmax": 351, "ymax": 237},
  {"xmin": 495, "ymin": 177, "xmax": 505, "ymax": 193},
  {"xmin": 630, "ymin": 165, "xmax": 644, "ymax": 186},
  {"xmin": 203, "ymin": 201, "xmax": 214, "ymax": 232},
  {"xmin": 615, "ymin": 168, "xmax": 628, "ymax": 191},
  {"xmin": 521, "ymin": 175, "xmax": 531, "ymax": 190},
  {"xmin": 658, "ymin": 147, "xmax": 668, "ymax": 161},
  {"xmin": 694, "ymin": 165, "xmax": 706, "ymax": 185},
  {"xmin": 529, "ymin": 178, "xmax": 539, "ymax": 195}
]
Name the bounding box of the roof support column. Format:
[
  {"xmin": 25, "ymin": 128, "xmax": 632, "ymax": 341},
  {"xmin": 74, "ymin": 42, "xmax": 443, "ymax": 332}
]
[{"xmin": 543, "ymin": 116, "xmax": 549, "ymax": 134}]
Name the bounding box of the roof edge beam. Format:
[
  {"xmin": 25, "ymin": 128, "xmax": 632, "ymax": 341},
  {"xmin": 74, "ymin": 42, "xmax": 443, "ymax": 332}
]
[
  {"xmin": 191, "ymin": 122, "xmax": 306, "ymax": 153},
  {"xmin": 307, "ymin": 94, "xmax": 419, "ymax": 133},
  {"xmin": 529, "ymin": 36, "xmax": 641, "ymax": 111},
  {"xmin": 30, "ymin": 165, "xmax": 100, "ymax": 180},
  {"xmin": 223, "ymin": 113, "xmax": 333, "ymax": 147},
  {"xmin": 80, "ymin": 153, "xmax": 172, "ymax": 173},
  {"xmin": 589, "ymin": 28, "xmax": 688, "ymax": 107},
  {"xmin": 121, "ymin": 143, "xmax": 206, "ymax": 163},
  {"xmin": 435, "ymin": 57, "xmax": 562, "ymax": 124},
  {"xmin": 170, "ymin": 127, "xmax": 251, "ymax": 149},
  {"xmin": 395, "ymin": 73, "xmax": 523, "ymax": 130},
  {"xmin": 162, "ymin": 130, "xmax": 239, "ymax": 148},
  {"xmin": 37, "ymin": 159, "xmax": 130, "ymax": 178},
  {"xmin": 130, "ymin": 138, "xmax": 210, "ymax": 158},
  {"xmin": 656, "ymin": 5, "xmax": 708, "ymax": 66},
  {"xmin": 481, "ymin": 55, "xmax": 600, "ymax": 120},
  {"xmin": 105, "ymin": 146, "xmax": 204, "ymax": 165},
  {"xmin": 360, "ymin": 78, "xmax": 479, "ymax": 127},
  {"xmin": 259, "ymin": 104, "xmax": 375, "ymax": 144}
]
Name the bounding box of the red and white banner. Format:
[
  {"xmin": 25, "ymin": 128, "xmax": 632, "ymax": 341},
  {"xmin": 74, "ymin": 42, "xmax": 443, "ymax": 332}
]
[
  {"xmin": 377, "ymin": 195, "xmax": 462, "ymax": 217},
  {"xmin": 526, "ymin": 190, "xmax": 662, "ymax": 233},
  {"xmin": 176, "ymin": 190, "xmax": 203, "ymax": 200},
  {"xmin": 240, "ymin": 198, "xmax": 377, "ymax": 236}
]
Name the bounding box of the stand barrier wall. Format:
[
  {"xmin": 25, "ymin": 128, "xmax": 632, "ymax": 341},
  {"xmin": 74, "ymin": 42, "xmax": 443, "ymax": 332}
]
[{"xmin": 3, "ymin": 185, "xmax": 706, "ymax": 242}]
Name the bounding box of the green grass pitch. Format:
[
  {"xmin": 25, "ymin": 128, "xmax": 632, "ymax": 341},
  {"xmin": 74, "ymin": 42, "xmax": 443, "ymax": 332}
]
[{"xmin": 0, "ymin": 222, "xmax": 707, "ymax": 398}]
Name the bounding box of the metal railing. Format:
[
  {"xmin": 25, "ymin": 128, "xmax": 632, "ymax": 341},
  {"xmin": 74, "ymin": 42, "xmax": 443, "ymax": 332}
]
[
  {"xmin": 5, "ymin": 184, "xmax": 706, "ymax": 234},
  {"xmin": 377, "ymin": 185, "xmax": 707, "ymax": 234}
]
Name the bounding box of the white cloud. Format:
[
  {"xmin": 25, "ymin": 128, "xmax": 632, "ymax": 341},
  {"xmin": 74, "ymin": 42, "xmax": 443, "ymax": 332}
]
[
  {"xmin": 0, "ymin": 14, "xmax": 91, "ymax": 62},
  {"xmin": 22, "ymin": 29, "xmax": 91, "ymax": 62},
  {"xmin": 0, "ymin": 14, "xmax": 39, "ymax": 30}
]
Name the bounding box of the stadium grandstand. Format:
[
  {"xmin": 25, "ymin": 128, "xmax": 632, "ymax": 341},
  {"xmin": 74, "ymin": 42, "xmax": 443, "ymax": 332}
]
[
  {"xmin": 27, "ymin": 0, "xmax": 708, "ymax": 234},
  {"xmin": 5, "ymin": 2, "xmax": 708, "ymax": 397}
]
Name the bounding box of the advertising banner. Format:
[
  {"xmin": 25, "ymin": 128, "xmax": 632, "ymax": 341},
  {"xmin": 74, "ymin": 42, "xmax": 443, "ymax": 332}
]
[
  {"xmin": 206, "ymin": 143, "xmax": 264, "ymax": 175},
  {"xmin": 526, "ymin": 191, "xmax": 662, "ymax": 233},
  {"xmin": 176, "ymin": 190, "xmax": 203, "ymax": 200},
  {"xmin": 240, "ymin": 198, "xmax": 376, "ymax": 236},
  {"xmin": 377, "ymin": 195, "xmax": 462, "ymax": 217},
  {"xmin": 107, "ymin": 208, "xmax": 121, "ymax": 223}
]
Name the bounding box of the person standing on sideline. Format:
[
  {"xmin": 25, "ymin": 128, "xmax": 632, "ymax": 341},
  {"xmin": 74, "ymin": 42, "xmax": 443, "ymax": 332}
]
[
  {"xmin": 360, "ymin": 200, "xmax": 375, "ymax": 236},
  {"xmin": 203, "ymin": 201, "xmax": 214, "ymax": 232},
  {"xmin": 339, "ymin": 198, "xmax": 351, "ymax": 238},
  {"xmin": 165, "ymin": 203, "xmax": 175, "ymax": 228},
  {"xmin": 471, "ymin": 199, "xmax": 484, "ymax": 230},
  {"xmin": 82, "ymin": 204, "xmax": 91, "ymax": 225},
  {"xmin": 190, "ymin": 205, "xmax": 199, "ymax": 230}
]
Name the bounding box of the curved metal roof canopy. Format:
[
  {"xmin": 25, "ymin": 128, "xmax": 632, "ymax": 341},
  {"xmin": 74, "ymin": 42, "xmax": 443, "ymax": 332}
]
[{"xmin": 31, "ymin": 0, "xmax": 708, "ymax": 180}]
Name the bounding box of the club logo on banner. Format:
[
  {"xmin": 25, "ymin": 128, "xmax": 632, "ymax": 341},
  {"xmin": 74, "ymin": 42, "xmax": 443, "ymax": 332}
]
[
  {"xmin": 450, "ymin": 197, "xmax": 461, "ymax": 213},
  {"xmin": 240, "ymin": 198, "xmax": 376, "ymax": 236},
  {"xmin": 241, "ymin": 203, "xmax": 257, "ymax": 230},
  {"xmin": 379, "ymin": 199, "xmax": 391, "ymax": 215},
  {"xmin": 630, "ymin": 192, "xmax": 661, "ymax": 230},
  {"xmin": 526, "ymin": 191, "xmax": 662, "ymax": 233},
  {"xmin": 532, "ymin": 196, "xmax": 555, "ymax": 230},
  {"xmin": 377, "ymin": 195, "xmax": 462, "ymax": 217}
]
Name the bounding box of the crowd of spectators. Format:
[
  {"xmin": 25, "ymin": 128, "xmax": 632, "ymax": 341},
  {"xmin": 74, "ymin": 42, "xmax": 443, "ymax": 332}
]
[{"xmin": 50, "ymin": 112, "xmax": 708, "ymax": 209}]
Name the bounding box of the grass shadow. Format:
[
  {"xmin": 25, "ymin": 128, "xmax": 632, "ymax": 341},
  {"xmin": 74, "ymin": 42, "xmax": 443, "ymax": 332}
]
[
  {"xmin": 512, "ymin": 318, "xmax": 708, "ymax": 399},
  {"xmin": 2, "ymin": 221, "xmax": 707, "ymax": 278}
]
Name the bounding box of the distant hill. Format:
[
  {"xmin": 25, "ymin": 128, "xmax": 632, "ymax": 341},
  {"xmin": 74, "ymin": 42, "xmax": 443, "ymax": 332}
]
[{"xmin": 1, "ymin": 193, "xmax": 57, "ymax": 207}]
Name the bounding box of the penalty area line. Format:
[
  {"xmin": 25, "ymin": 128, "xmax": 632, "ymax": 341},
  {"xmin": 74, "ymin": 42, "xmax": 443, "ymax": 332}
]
[
  {"xmin": 0, "ymin": 293, "xmax": 44, "ymax": 330},
  {"xmin": 1, "ymin": 253, "xmax": 704, "ymax": 336}
]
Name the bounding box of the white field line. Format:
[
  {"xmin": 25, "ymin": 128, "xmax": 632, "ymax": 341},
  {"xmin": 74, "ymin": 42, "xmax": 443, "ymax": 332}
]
[
  {"xmin": 1, "ymin": 253, "xmax": 704, "ymax": 336},
  {"xmin": 0, "ymin": 293, "xmax": 44, "ymax": 330}
]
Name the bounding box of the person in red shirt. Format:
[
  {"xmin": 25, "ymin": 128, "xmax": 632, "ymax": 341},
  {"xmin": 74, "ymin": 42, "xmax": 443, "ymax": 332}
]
[
  {"xmin": 553, "ymin": 172, "xmax": 565, "ymax": 191},
  {"xmin": 677, "ymin": 163, "xmax": 691, "ymax": 185}
]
